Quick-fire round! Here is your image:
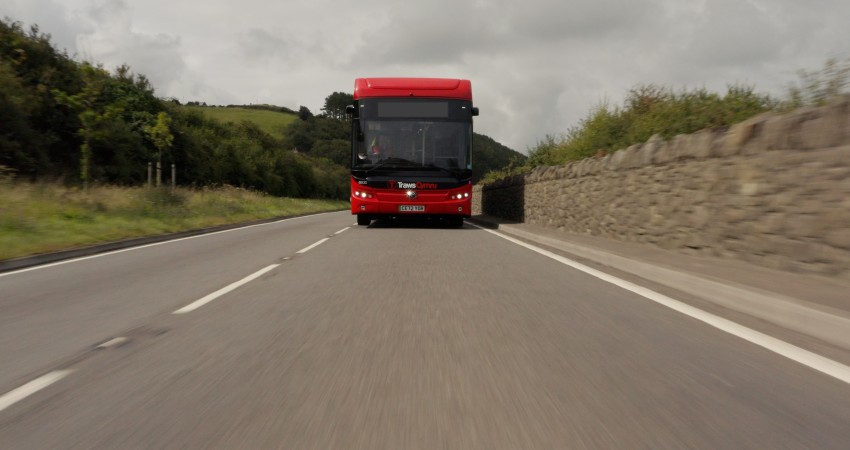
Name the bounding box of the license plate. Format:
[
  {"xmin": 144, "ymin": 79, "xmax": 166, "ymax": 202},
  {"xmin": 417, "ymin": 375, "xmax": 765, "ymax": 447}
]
[{"xmin": 399, "ymin": 205, "xmax": 425, "ymax": 212}]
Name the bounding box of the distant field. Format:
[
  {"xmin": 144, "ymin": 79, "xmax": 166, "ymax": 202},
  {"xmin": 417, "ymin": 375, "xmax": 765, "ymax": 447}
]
[{"xmin": 183, "ymin": 106, "xmax": 298, "ymax": 140}]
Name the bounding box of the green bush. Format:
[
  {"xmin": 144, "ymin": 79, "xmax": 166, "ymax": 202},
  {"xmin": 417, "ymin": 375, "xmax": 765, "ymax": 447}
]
[
  {"xmin": 489, "ymin": 83, "xmax": 776, "ymax": 184},
  {"xmin": 782, "ymin": 57, "xmax": 850, "ymax": 110}
]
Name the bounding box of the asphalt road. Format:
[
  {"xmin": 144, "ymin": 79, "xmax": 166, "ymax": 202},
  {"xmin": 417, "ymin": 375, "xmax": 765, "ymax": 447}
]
[{"xmin": 2, "ymin": 211, "xmax": 850, "ymax": 449}]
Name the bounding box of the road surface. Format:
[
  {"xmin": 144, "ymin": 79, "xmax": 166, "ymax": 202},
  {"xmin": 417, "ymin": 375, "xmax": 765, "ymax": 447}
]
[{"xmin": 2, "ymin": 211, "xmax": 849, "ymax": 448}]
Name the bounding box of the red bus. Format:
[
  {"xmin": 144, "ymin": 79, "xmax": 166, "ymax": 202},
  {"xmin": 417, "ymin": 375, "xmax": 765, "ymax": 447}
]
[{"xmin": 348, "ymin": 78, "xmax": 479, "ymax": 227}]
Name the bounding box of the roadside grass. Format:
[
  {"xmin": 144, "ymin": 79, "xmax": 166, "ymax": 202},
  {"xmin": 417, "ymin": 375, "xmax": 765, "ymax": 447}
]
[
  {"xmin": 182, "ymin": 106, "xmax": 297, "ymax": 140},
  {"xmin": 0, "ymin": 182, "xmax": 348, "ymax": 260}
]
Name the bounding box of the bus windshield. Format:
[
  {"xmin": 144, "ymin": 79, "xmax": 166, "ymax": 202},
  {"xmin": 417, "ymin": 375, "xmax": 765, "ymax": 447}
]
[
  {"xmin": 354, "ymin": 120, "xmax": 470, "ymax": 171},
  {"xmin": 351, "ymin": 99, "xmax": 473, "ymax": 174}
]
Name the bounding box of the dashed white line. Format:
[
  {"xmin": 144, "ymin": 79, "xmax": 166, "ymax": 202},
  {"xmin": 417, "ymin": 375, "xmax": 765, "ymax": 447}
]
[
  {"xmin": 334, "ymin": 227, "xmax": 351, "ymax": 235},
  {"xmin": 96, "ymin": 337, "xmax": 128, "ymax": 349},
  {"xmin": 0, "ymin": 370, "xmax": 74, "ymax": 413},
  {"xmin": 173, "ymin": 264, "xmax": 279, "ymax": 314},
  {"xmin": 475, "ymin": 225, "xmax": 850, "ymax": 385},
  {"xmin": 296, "ymin": 238, "xmax": 330, "ymax": 254}
]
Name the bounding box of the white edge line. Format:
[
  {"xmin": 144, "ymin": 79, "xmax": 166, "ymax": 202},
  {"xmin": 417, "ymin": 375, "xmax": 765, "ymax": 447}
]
[
  {"xmin": 296, "ymin": 238, "xmax": 330, "ymax": 254},
  {"xmin": 0, "ymin": 370, "xmax": 75, "ymax": 413},
  {"xmin": 474, "ymin": 224, "xmax": 850, "ymax": 385},
  {"xmin": 334, "ymin": 227, "xmax": 351, "ymax": 235},
  {"xmin": 0, "ymin": 212, "xmax": 340, "ymax": 278},
  {"xmin": 173, "ymin": 264, "xmax": 279, "ymax": 314}
]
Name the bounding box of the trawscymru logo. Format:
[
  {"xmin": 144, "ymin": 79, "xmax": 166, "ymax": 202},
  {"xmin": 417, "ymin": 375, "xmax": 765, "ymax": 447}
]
[{"xmin": 388, "ymin": 181, "xmax": 438, "ymax": 190}]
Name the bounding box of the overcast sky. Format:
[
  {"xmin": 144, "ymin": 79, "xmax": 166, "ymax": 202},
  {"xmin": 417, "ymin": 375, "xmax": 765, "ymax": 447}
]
[{"xmin": 4, "ymin": 0, "xmax": 850, "ymax": 152}]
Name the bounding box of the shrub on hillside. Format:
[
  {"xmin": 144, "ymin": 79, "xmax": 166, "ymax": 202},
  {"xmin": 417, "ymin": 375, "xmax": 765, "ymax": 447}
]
[
  {"xmin": 519, "ymin": 84, "xmax": 775, "ymax": 172},
  {"xmin": 782, "ymin": 57, "xmax": 850, "ymax": 110}
]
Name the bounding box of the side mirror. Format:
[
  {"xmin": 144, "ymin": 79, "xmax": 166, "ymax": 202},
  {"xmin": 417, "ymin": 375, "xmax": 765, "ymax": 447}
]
[
  {"xmin": 471, "ymin": 107, "xmax": 479, "ymax": 117},
  {"xmin": 346, "ymin": 105, "xmax": 355, "ymax": 116}
]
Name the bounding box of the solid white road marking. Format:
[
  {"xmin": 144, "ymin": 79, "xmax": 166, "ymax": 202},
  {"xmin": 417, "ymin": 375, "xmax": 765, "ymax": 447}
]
[
  {"xmin": 173, "ymin": 264, "xmax": 279, "ymax": 314},
  {"xmin": 296, "ymin": 238, "xmax": 330, "ymax": 254},
  {"xmin": 0, "ymin": 212, "xmax": 341, "ymax": 278},
  {"xmin": 475, "ymin": 225, "xmax": 850, "ymax": 385},
  {"xmin": 0, "ymin": 370, "xmax": 74, "ymax": 413},
  {"xmin": 334, "ymin": 227, "xmax": 351, "ymax": 235}
]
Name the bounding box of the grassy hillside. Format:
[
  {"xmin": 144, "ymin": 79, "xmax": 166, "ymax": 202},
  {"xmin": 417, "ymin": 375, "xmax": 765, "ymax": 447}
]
[
  {"xmin": 182, "ymin": 106, "xmax": 298, "ymax": 140},
  {"xmin": 473, "ymin": 133, "xmax": 525, "ymax": 184},
  {"xmin": 0, "ymin": 182, "xmax": 347, "ymax": 260}
]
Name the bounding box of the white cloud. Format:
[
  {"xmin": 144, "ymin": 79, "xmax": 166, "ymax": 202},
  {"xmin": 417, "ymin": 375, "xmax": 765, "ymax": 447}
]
[
  {"xmin": 73, "ymin": 0, "xmax": 189, "ymax": 98},
  {"xmin": 2, "ymin": 0, "xmax": 89, "ymax": 56}
]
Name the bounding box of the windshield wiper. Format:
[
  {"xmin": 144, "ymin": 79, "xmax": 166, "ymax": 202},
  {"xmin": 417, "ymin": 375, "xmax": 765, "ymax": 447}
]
[
  {"xmin": 423, "ymin": 164, "xmax": 461, "ymax": 176},
  {"xmin": 365, "ymin": 157, "xmax": 420, "ymax": 174}
]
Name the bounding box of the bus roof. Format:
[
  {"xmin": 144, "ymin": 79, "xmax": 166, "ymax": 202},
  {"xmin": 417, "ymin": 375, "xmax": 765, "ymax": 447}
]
[{"xmin": 353, "ymin": 78, "xmax": 472, "ymax": 101}]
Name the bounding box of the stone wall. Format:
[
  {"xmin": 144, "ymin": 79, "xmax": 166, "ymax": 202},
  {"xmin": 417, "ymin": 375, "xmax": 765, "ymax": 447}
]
[{"xmin": 474, "ymin": 95, "xmax": 850, "ymax": 277}]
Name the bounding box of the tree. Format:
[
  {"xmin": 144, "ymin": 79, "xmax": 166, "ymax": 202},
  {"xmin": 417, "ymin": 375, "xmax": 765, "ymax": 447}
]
[
  {"xmin": 53, "ymin": 63, "xmax": 125, "ymax": 189},
  {"xmin": 1, "ymin": 18, "xmax": 85, "ymax": 179},
  {"xmin": 0, "ymin": 60, "xmax": 38, "ymax": 173},
  {"xmin": 144, "ymin": 112, "xmax": 174, "ymax": 186},
  {"xmin": 321, "ymin": 91, "xmax": 353, "ymax": 120},
  {"xmin": 298, "ymin": 105, "xmax": 313, "ymax": 121},
  {"xmin": 311, "ymin": 139, "xmax": 349, "ymax": 166}
]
